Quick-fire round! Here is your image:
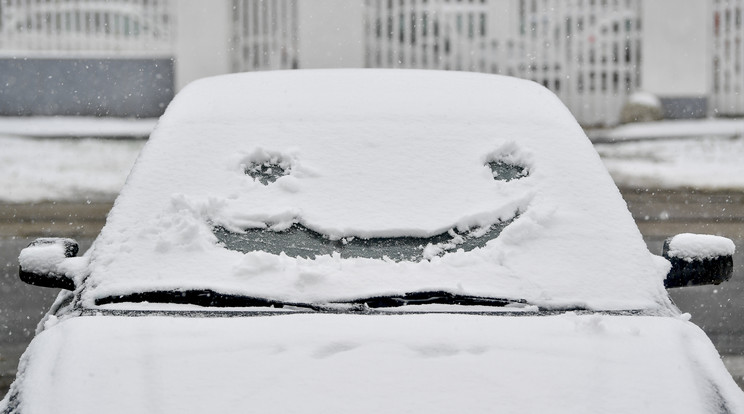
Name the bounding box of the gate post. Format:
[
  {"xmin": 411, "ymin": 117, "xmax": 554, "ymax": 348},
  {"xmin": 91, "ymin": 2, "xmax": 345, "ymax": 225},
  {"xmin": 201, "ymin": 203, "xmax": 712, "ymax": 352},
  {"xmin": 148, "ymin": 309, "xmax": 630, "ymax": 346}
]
[
  {"xmin": 641, "ymin": 0, "xmax": 709, "ymax": 118},
  {"xmin": 296, "ymin": 0, "xmax": 365, "ymax": 68},
  {"xmin": 174, "ymin": 0, "xmax": 233, "ymax": 90}
]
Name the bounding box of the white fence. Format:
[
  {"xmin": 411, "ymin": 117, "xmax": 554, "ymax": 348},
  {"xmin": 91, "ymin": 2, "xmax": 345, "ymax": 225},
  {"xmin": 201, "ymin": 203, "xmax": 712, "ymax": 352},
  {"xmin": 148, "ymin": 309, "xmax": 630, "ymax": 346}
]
[
  {"xmin": 0, "ymin": 0, "xmax": 649, "ymax": 125},
  {"xmin": 516, "ymin": 0, "xmax": 643, "ymax": 125},
  {"xmin": 711, "ymin": 0, "xmax": 744, "ymax": 116},
  {"xmin": 364, "ymin": 0, "xmax": 491, "ymax": 71},
  {"xmin": 363, "ymin": 0, "xmax": 642, "ymax": 126},
  {"xmin": 0, "ymin": 0, "xmax": 173, "ymax": 57},
  {"xmin": 230, "ymin": 0, "xmax": 299, "ymax": 72}
]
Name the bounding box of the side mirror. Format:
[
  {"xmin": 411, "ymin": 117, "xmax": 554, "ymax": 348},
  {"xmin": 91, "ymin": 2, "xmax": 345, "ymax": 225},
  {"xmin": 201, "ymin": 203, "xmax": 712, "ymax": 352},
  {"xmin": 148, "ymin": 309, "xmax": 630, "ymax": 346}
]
[
  {"xmin": 18, "ymin": 238, "xmax": 79, "ymax": 291},
  {"xmin": 663, "ymin": 233, "xmax": 735, "ymax": 288}
]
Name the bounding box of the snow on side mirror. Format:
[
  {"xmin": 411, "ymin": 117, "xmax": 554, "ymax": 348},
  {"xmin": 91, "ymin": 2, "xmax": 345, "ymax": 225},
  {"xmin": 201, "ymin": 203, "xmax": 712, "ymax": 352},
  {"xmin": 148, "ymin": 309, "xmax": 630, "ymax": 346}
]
[
  {"xmin": 663, "ymin": 233, "xmax": 735, "ymax": 289},
  {"xmin": 18, "ymin": 238, "xmax": 79, "ymax": 291}
]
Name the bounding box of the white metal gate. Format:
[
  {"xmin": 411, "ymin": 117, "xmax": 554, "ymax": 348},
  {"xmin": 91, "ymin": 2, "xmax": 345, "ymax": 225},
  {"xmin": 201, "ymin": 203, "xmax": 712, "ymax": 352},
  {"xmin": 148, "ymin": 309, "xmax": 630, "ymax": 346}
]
[
  {"xmin": 230, "ymin": 0, "xmax": 299, "ymax": 72},
  {"xmin": 0, "ymin": 0, "xmax": 173, "ymax": 57},
  {"xmin": 517, "ymin": 0, "xmax": 643, "ymax": 125},
  {"xmin": 364, "ymin": 0, "xmax": 491, "ymax": 71},
  {"xmin": 711, "ymin": 0, "xmax": 744, "ymax": 116},
  {"xmin": 363, "ymin": 0, "xmax": 642, "ymax": 126}
]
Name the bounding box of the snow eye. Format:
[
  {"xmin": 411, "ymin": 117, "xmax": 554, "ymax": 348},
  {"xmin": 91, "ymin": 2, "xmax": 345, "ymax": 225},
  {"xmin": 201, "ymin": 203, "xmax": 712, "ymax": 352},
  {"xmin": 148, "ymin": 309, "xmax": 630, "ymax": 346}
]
[
  {"xmin": 486, "ymin": 160, "xmax": 528, "ymax": 182},
  {"xmin": 245, "ymin": 160, "xmax": 289, "ymax": 185}
]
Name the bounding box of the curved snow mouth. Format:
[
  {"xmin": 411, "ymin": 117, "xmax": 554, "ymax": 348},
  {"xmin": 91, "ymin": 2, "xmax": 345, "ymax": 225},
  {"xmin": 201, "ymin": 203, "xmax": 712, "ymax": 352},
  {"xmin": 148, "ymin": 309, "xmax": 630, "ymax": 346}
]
[{"xmin": 213, "ymin": 214, "xmax": 519, "ymax": 262}]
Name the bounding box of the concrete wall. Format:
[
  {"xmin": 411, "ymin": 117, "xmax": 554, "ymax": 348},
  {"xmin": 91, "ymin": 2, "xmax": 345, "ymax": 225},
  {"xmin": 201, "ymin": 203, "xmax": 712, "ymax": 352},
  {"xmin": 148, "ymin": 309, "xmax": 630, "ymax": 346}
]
[
  {"xmin": 488, "ymin": 0, "xmax": 520, "ymax": 41},
  {"xmin": 173, "ymin": 0, "xmax": 233, "ymax": 90},
  {"xmin": 641, "ymin": 0, "xmax": 709, "ymax": 97},
  {"xmin": 296, "ymin": 0, "xmax": 365, "ymax": 69},
  {"xmin": 0, "ymin": 58, "xmax": 174, "ymax": 117},
  {"xmin": 659, "ymin": 97, "xmax": 708, "ymax": 119}
]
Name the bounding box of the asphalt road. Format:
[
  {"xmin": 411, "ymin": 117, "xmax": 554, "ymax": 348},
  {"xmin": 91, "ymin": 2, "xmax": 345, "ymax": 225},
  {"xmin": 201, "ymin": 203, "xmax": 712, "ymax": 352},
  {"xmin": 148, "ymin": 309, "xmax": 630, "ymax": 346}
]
[{"xmin": 2, "ymin": 190, "xmax": 744, "ymax": 397}]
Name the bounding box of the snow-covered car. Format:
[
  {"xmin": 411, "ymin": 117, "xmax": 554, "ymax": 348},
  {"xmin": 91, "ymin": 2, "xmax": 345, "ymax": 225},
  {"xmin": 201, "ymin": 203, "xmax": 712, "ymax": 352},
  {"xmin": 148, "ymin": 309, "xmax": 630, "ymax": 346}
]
[{"xmin": 3, "ymin": 70, "xmax": 742, "ymax": 413}]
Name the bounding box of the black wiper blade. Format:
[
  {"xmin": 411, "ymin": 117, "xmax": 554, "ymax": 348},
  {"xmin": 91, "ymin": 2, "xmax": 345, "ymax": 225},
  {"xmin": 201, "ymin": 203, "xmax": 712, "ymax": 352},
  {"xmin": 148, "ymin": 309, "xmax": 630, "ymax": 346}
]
[
  {"xmin": 335, "ymin": 291, "xmax": 528, "ymax": 308},
  {"xmin": 95, "ymin": 289, "xmax": 528, "ymax": 312},
  {"xmin": 95, "ymin": 289, "xmax": 319, "ymax": 310}
]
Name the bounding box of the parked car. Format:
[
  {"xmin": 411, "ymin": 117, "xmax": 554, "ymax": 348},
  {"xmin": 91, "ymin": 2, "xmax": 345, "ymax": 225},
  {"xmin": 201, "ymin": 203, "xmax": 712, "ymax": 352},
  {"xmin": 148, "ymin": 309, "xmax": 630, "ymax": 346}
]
[{"xmin": 3, "ymin": 70, "xmax": 742, "ymax": 413}]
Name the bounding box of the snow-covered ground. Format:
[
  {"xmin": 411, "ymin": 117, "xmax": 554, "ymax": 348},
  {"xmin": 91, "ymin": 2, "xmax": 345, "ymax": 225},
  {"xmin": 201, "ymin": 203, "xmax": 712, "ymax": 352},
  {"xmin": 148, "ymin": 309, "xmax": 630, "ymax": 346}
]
[
  {"xmin": 588, "ymin": 118, "xmax": 744, "ymax": 142},
  {"xmin": 589, "ymin": 119, "xmax": 744, "ymax": 190},
  {"xmin": 0, "ymin": 117, "xmax": 156, "ymax": 138},
  {"xmin": 0, "ymin": 135, "xmax": 145, "ymax": 203},
  {"xmin": 596, "ymin": 134, "xmax": 744, "ymax": 190},
  {"xmin": 1, "ymin": 117, "xmax": 744, "ymax": 203},
  {"xmin": 0, "ymin": 116, "xmax": 152, "ymax": 203}
]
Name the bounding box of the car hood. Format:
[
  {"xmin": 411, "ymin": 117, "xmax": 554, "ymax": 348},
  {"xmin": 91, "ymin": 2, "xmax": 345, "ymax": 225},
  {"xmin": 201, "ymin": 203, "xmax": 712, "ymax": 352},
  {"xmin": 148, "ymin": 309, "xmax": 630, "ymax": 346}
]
[{"xmin": 5, "ymin": 313, "xmax": 743, "ymax": 414}]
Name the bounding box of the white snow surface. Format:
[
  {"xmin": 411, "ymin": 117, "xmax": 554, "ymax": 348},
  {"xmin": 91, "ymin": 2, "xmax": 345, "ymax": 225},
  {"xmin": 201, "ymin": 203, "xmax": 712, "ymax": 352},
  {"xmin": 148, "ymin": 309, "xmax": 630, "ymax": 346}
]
[
  {"xmin": 76, "ymin": 70, "xmax": 670, "ymax": 311},
  {"xmin": 667, "ymin": 233, "xmax": 736, "ymax": 260},
  {"xmin": 6, "ymin": 313, "xmax": 744, "ymax": 413},
  {"xmin": 627, "ymin": 91, "xmax": 662, "ymax": 108}
]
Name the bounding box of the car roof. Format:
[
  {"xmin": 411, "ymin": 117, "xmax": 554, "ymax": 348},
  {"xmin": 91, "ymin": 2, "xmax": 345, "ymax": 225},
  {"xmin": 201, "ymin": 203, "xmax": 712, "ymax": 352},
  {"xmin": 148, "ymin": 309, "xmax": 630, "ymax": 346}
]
[{"xmin": 80, "ymin": 69, "xmax": 670, "ymax": 311}]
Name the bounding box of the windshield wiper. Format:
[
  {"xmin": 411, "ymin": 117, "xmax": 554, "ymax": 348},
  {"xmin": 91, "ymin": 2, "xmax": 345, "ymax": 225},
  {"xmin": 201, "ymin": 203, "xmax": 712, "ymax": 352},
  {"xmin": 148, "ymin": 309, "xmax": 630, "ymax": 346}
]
[
  {"xmin": 95, "ymin": 290, "xmax": 316, "ymax": 309},
  {"xmin": 334, "ymin": 291, "xmax": 527, "ymax": 308},
  {"xmin": 95, "ymin": 289, "xmax": 527, "ymax": 311}
]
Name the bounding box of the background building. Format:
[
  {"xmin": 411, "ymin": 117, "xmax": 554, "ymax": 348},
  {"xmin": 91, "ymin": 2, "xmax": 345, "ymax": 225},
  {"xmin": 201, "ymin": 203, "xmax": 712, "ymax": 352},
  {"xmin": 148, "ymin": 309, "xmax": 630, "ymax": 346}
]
[{"xmin": 0, "ymin": 0, "xmax": 735, "ymax": 125}]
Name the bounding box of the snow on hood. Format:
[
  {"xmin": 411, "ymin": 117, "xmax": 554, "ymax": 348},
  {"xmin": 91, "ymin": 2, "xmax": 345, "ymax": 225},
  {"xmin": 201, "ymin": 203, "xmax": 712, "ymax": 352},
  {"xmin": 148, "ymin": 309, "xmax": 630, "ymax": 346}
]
[
  {"xmin": 80, "ymin": 70, "xmax": 670, "ymax": 310},
  {"xmin": 8, "ymin": 314, "xmax": 744, "ymax": 413}
]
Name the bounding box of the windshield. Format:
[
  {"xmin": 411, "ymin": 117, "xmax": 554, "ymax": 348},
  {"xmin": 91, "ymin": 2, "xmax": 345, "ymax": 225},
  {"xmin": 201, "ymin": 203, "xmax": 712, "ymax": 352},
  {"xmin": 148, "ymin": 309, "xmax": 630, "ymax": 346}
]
[{"xmin": 74, "ymin": 71, "xmax": 669, "ymax": 312}]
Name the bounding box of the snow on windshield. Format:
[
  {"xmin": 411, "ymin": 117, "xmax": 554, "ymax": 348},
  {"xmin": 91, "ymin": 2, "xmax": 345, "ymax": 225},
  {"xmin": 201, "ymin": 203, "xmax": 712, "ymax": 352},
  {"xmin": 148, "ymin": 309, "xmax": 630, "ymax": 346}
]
[{"xmin": 79, "ymin": 70, "xmax": 671, "ymax": 311}]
